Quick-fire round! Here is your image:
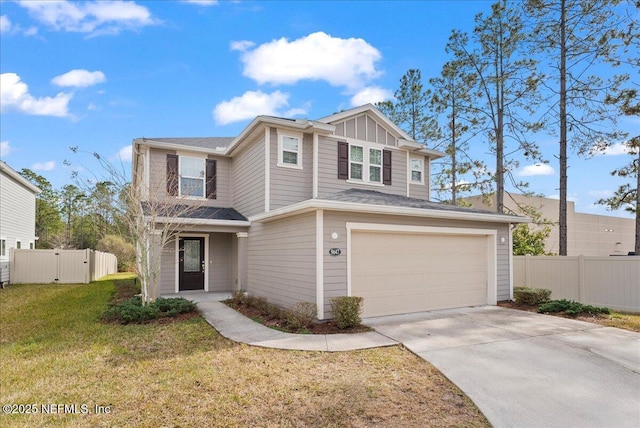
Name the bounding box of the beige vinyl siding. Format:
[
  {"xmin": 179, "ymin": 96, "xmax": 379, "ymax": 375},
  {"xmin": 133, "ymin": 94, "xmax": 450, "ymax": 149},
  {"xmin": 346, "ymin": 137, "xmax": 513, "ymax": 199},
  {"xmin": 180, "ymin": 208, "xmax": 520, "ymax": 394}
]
[
  {"xmin": 322, "ymin": 211, "xmax": 511, "ymax": 317},
  {"xmin": 247, "ymin": 212, "xmax": 316, "ymax": 309},
  {"xmin": 231, "ymin": 235, "xmax": 238, "ymax": 289},
  {"xmin": 317, "ymin": 135, "xmax": 408, "ymax": 198},
  {"xmin": 409, "ymin": 183, "xmax": 429, "ymax": 199},
  {"xmin": 209, "ymin": 232, "xmax": 232, "ymax": 291},
  {"xmin": 231, "ymin": 135, "xmax": 265, "ymax": 217},
  {"xmin": 332, "ymin": 113, "xmax": 396, "ymax": 146},
  {"xmin": 269, "ymin": 128, "xmax": 313, "ymax": 209},
  {"xmin": 147, "ymin": 148, "xmax": 232, "ymax": 207},
  {"xmin": 159, "ymin": 240, "xmax": 176, "ymax": 295}
]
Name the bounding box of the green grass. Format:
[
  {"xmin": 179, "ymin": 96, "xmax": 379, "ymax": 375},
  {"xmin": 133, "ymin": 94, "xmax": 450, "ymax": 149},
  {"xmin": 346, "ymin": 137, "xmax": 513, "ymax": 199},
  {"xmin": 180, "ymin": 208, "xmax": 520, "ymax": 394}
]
[{"xmin": 0, "ymin": 280, "xmax": 489, "ymax": 427}]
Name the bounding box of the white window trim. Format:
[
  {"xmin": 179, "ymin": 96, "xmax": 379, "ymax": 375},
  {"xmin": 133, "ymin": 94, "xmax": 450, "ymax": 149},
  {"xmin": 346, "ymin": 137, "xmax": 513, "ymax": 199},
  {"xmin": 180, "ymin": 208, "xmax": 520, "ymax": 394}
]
[
  {"xmin": 277, "ymin": 131, "xmax": 303, "ymax": 169},
  {"xmin": 0, "ymin": 238, "xmax": 6, "ymax": 259},
  {"xmin": 16, "ymin": 240, "xmax": 22, "ymax": 250},
  {"xmin": 346, "ymin": 141, "xmax": 386, "ymax": 186},
  {"xmin": 410, "ymin": 156, "xmax": 425, "ymax": 185},
  {"xmin": 29, "ymin": 241, "xmax": 34, "ymax": 250},
  {"xmin": 369, "ymin": 147, "xmax": 383, "ymax": 184},
  {"xmin": 177, "ymin": 152, "xmax": 207, "ymax": 199}
]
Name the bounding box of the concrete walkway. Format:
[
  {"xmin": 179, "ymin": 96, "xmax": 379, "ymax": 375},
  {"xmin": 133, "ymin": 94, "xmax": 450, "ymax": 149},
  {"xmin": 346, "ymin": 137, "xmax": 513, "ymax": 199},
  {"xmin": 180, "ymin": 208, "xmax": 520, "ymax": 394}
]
[{"xmin": 164, "ymin": 291, "xmax": 397, "ymax": 352}]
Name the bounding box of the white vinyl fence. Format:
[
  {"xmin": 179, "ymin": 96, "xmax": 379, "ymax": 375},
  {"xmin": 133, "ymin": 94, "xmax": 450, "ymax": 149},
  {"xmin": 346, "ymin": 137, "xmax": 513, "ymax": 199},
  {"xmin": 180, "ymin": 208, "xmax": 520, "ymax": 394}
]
[
  {"xmin": 9, "ymin": 249, "xmax": 117, "ymax": 284},
  {"xmin": 513, "ymin": 255, "xmax": 640, "ymax": 312}
]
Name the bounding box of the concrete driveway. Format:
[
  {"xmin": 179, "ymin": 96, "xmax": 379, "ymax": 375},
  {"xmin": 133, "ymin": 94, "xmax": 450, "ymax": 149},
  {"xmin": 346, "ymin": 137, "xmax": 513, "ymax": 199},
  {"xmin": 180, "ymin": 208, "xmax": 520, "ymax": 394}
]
[{"xmin": 365, "ymin": 306, "xmax": 640, "ymax": 428}]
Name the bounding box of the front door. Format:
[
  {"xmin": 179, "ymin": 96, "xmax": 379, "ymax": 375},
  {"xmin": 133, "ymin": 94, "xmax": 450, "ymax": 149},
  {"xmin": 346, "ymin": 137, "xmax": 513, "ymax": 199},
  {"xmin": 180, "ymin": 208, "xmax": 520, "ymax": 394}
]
[{"xmin": 179, "ymin": 237, "xmax": 205, "ymax": 291}]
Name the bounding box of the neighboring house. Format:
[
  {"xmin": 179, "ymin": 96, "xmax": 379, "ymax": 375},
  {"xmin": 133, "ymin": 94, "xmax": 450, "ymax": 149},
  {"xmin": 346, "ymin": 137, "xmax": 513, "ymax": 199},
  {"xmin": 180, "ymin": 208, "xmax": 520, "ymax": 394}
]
[
  {"xmin": 0, "ymin": 162, "xmax": 41, "ymax": 284},
  {"xmin": 464, "ymin": 193, "xmax": 635, "ymax": 256},
  {"xmin": 133, "ymin": 104, "xmax": 527, "ymax": 319}
]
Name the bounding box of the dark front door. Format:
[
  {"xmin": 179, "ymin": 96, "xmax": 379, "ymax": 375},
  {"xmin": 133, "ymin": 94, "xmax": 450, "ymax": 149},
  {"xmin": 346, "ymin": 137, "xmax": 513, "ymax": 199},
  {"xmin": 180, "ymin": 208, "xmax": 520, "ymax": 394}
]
[{"xmin": 179, "ymin": 237, "xmax": 205, "ymax": 291}]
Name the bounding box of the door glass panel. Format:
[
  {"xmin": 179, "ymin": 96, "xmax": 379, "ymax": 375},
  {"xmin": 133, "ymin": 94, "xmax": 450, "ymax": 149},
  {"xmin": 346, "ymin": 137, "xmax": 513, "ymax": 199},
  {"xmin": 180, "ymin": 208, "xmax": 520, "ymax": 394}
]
[{"xmin": 183, "ymin": 240, "xmax": 200, "ymax": 272}]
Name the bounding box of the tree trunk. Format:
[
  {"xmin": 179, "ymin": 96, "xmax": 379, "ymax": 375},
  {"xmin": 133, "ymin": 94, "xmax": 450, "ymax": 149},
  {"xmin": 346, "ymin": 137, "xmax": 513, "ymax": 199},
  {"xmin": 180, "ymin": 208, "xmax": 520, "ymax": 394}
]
[{"xmin": 559, "ymin": 0, "xmax": 568, "ymax": 256}]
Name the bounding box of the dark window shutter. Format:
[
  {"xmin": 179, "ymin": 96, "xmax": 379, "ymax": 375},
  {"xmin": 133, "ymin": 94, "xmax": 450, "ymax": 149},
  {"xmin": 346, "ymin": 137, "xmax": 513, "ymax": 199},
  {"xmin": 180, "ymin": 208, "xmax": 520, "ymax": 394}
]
[
  {"xmin": 206, "ymin": 159, "xmax": 217, "ymax": 199},
  {"xmin": 337, "ymin": 141, "xmax": 349, "ymax": 179},
  {"xmin": 383, "ymin": 150, "xmax": 392, "ymax": 185},
  {"xmin": 166, "ymin": 154, "xmax": 178, "ymax": 196}
]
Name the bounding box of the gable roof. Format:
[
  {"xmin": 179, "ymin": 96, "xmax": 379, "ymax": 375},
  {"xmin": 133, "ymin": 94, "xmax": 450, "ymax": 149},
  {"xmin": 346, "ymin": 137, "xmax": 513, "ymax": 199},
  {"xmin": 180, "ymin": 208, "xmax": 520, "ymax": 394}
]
[
  {"xmin": 0, "ymin": 162, "xmax": 41, "ymax": 194},
  {"xmin": 316, "ymin": 103, "xmax": 413, "ymax": 142}
]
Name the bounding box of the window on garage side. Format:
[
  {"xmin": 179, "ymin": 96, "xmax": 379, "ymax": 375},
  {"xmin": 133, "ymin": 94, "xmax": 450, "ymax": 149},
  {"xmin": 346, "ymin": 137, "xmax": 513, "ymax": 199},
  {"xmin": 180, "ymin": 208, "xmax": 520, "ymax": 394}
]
[
  {"xmin": 278, "ymin": 133, "xmax": 303, "ymax": 169},
  {"xmin": 410, "ymin": 157, "xmax": 424, "ymax": 184},
  {"xmin": 369, "ymin": 148, "xmax": 382, "ymax": 183}
]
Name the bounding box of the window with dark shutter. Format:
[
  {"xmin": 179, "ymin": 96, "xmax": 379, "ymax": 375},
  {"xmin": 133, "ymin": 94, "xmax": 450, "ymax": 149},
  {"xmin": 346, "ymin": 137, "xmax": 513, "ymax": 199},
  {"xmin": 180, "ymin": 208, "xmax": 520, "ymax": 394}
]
[
  {"xmin": 383, "ymin": 150, "xmax": 392, "ymax": 185},
  {"xmin": 206, "ymin": 159, "xmax": 217, "ymax": 199},
  {"xmin": 166, "ymin": 154, "xmax": 178, "ymax": 196},
  {"xmin": 337, "ymin": 141, "xmax": 349, "ymax": 179}
]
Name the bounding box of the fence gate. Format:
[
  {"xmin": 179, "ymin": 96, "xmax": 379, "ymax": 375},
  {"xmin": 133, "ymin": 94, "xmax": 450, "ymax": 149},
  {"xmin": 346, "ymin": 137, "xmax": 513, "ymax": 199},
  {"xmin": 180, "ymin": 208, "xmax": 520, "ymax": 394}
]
[{"xmin": 10, "ymin": 249, "xmax": 91, "ymax": 284}]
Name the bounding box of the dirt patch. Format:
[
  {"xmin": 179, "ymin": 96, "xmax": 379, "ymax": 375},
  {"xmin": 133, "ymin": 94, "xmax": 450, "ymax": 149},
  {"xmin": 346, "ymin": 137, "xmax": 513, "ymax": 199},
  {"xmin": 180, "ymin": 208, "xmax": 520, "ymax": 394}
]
[{"xmin": 228, "ymin": 303, "xmax": 372, "ymax": 334}]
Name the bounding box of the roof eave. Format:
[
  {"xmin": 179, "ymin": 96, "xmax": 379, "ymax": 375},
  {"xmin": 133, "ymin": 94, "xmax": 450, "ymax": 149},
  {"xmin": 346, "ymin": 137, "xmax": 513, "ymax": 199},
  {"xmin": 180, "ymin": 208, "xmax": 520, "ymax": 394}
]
[
  {"xmin": 249, "ymin": 199, "xmax": 531, "ymax": 224},
  {"xmin": 0, "ymin": 162, "xmax": 42, "ymax": 194}
]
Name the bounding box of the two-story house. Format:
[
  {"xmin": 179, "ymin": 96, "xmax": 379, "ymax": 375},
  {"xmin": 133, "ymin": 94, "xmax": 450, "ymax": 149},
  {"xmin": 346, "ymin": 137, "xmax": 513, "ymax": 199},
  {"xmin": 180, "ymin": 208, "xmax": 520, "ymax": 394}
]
[
  {"xmin": 133, "ymin": 104, "xmax": 527, "ymax": 319},
  {"xmin": 0, "ymin": 162, "xmax": 41, "ymax": 285}
]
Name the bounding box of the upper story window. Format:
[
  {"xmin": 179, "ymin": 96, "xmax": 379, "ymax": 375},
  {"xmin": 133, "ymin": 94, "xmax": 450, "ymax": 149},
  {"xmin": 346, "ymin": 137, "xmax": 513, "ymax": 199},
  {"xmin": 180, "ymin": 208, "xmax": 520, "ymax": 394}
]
[
  {"xmin": 350, "ymin": 145, "xmax": 363, "ymax": 180},
  {"xmin": 0, "ymin": 239, "xmax": 6, "ymax": 257},
  {"xmin": 369, "ymin": 148, "xmax": 382, "ymax": 183},
  {"xmin": 167, "ymin": 154, "xmax": 217, "ymax": 199},
  {"xmin": 29, "ymin": 242, "xmax": 34, "ymax": 250},
  {"xmin": 410, "ymin": 157, "xmax": 424, "ymax": 184},
  {"xmin": 180, "ymin": 157, "xmax": 205, "ymax": 197},
  {"xmin": 16, "ymin": 240, "xmax": 21, "ymax": 250},
  {"xmin": 278, "ymin": 132, "xmax": 303, "ymax": 169},
  {"xmin": 339, "ymin": 141, "xmax": 391, "ymax": 185}
]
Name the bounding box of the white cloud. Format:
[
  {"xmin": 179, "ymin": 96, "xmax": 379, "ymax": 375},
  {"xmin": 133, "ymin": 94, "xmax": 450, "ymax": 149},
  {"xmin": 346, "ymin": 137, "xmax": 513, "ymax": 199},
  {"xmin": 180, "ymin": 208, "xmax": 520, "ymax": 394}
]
[
  {"xmin": 517, "ymin": 163, "xmax": 555, "ymax": 177},
  {"xmin": 18, "ymin": 0, "xmax": 158, "ymax": 36},
  {"xmin": 1, "ymin": 73, "xmax": 72, "ymax": 118},
  {"xmin": 594, "ymin": 142, "xmax": 632, "ymax": 156},
  {"xmin": 113, "ymin": 145, "xmax": 132, "ymax": 162},
  {"xmin": 350, "ymin": 86, "xmax": 393, "ymax": 107},
  {"xmin": 0, "ymin": 15, "xmax": 11, "ymax": 33},
  {"xmin": 230, "ymin": 40, "xmax": 255, "ymax": 52},
  {"xmin": 213, "ymin": 90, "xmax": 294, "ymax": 125},
  {"xmin": 52, "ymin": 69, "xmax": 106, "ymax": 88},
  {"xmin": 1, "ymin": 141, "xmax": 14, "ymax": 157},
  {"xmin": 183, "ymin": 0, "xmax": 219, "ymax": 6},
  {"xmin": 32, "ymin": 161, "xmax": 55, "ymax": 171},
  {"xmin": 237, "ymin": 32, "xmax": 382, "ymax": 90}
]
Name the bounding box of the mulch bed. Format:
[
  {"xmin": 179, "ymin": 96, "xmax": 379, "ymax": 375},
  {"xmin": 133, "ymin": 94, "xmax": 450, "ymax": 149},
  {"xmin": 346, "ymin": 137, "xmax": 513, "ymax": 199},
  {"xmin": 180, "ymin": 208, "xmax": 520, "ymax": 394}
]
[
  {"xmin": 497, "ymin": 300, "xmax": 612, "ymax": 325},
  {"xmin": 228, "ymin": 303, "xmax": 372, "ymax": 334}
]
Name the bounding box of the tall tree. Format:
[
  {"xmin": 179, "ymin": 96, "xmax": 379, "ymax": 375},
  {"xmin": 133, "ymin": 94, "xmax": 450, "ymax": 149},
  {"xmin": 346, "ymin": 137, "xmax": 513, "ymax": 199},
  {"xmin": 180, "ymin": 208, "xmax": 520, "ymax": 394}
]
[
  {"xmin": 430, "ymin": 60, "xmax": 490, "ymax": 205},
  {"xmin": 19, "ymin": 169, "xmax": 63, "ymax": 248},
  {"xmin": 376, "ymin": 69, "xmax": 439, "ymax": 144},
  {"xmin": 525, "ymin": 0, "xmax": 632, "ymax": 255},
  {"xmin": 59, "ymin": 184, "xmax": 86, "ymax": 248},
  {"xmin": 446, "ymin": 1, "xmax": 543, "ymax": 213}
]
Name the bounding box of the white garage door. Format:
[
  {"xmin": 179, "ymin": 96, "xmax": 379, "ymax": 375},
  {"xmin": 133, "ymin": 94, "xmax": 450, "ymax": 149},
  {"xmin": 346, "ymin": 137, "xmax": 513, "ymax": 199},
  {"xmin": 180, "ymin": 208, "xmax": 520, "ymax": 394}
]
[{"xmin": 351, "ymin": 231, "xmax": 489, "ymax": 317}]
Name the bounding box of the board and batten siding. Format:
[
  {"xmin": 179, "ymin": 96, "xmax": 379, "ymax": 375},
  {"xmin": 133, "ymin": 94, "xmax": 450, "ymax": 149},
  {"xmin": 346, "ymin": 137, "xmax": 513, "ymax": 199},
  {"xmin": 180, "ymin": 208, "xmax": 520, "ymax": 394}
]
[
  {"xmin": 322, "ymin": 211, "xmax": 512, "ymax": 316},
  {"xmin": 332, "ymin": 113, "xmax": 397, "ymax": 146},
  {"xmin": 316, "ymin": 136, "xmax": 408, "ymax": 198},
  {"xmin": 269, "ymin": 128, "xmax": 313, "ymax": 210},
  {"xmin": 231, "ymin": 136, "xmax": 265, "ymax": 217},
  {"xmin": 247, "ymin": 212, "xmax": 316, "ymax": 309},
  {"xmin": 147, "ymin": 147, "xmax": 232, "ymax": 207}
]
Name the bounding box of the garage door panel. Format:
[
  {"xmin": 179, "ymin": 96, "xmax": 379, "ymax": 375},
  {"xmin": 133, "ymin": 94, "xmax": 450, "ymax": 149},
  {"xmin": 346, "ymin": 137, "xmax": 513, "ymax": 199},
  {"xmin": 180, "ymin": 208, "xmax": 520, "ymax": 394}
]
[{"xmin": 352, "ymin": 231, "xmax": 488, "ymax": 318}]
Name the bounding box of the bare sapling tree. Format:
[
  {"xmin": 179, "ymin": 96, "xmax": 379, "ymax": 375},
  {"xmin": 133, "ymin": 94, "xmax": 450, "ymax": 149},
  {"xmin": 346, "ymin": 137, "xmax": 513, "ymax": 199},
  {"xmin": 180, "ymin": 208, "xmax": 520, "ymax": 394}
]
[{"xmin": 68, "ymin": 146, "xmax": 218, "ymax": 304}]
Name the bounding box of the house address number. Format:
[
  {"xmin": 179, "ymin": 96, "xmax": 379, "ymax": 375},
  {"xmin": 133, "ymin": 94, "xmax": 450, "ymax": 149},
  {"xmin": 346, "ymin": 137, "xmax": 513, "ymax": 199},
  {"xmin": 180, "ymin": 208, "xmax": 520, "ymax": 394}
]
[{"xmin": 328, "ymin": 248, "xmax": 341, "ymax": 256}]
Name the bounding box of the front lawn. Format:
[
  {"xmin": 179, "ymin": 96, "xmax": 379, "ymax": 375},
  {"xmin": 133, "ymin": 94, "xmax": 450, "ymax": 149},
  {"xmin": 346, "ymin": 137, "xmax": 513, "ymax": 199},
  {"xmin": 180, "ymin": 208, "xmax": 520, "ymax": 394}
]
[{"xmin": 0, "ymin": 280, "xmax": 489, "ymax": 427}]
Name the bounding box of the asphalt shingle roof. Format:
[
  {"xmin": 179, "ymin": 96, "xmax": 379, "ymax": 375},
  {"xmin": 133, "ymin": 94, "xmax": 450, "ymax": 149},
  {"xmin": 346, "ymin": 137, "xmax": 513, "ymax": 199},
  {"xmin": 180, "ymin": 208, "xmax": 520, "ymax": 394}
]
[
  {"xmin": 142, "ymin": 137, "xmax": 235, "ymax": 150},
  {"xmin": 321, "ymin": 188, "xmax": 520, "ymax": 217},
  {"xmin": 144, "ymin": 204, "xmax": 247, "ymax": 221}
]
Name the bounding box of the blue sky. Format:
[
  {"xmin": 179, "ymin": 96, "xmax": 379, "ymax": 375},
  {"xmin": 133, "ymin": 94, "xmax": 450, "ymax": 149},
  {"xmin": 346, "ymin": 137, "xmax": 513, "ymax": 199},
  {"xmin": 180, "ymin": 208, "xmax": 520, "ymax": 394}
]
[{"xmin": 0, "ymin": 0, "xmax": 636, "ymax": 218}]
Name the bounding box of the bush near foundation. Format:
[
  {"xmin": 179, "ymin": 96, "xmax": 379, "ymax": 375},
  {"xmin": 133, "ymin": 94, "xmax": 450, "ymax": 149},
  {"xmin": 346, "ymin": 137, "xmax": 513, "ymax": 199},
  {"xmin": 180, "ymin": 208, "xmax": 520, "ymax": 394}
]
[
  {"xmin": 513, "ymin": 286, "xmax": 552, "ymax": 305},
  {"xmin": 330, "ymin": 296, "xmax": 364, "ymax": 329},
  {"xmin": 102, "ymin": 296, "xmax": 196, "ymax": 324},
  {"xmin": 538, "ymin": 299, "xmax": 610, "ymax": 317}
]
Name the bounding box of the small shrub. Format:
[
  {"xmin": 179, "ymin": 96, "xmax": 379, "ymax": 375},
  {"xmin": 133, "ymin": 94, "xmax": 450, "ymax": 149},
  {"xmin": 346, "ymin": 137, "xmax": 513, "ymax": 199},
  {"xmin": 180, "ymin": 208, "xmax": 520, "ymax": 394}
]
[
  {"xmin": 286, "ymin": 302, "xmax": 317, "ymax": 330},
  {"xmin": 513, "ymin": 287, "xmax": 552, "ymax": 305},
  {"xmin": 538, "ymin": 299, "xmax": 610, "ymax": 317},
  {"xmin": 331, "ymin": 296, "xmax": 363, "ymax": 329},
  {"xmin": 229, "ymin": 290, "xmax": 247, "ymax": 306},
  {"xmin": 101, "ymin": 296, "xmax": 196, "ymax": 324}
]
